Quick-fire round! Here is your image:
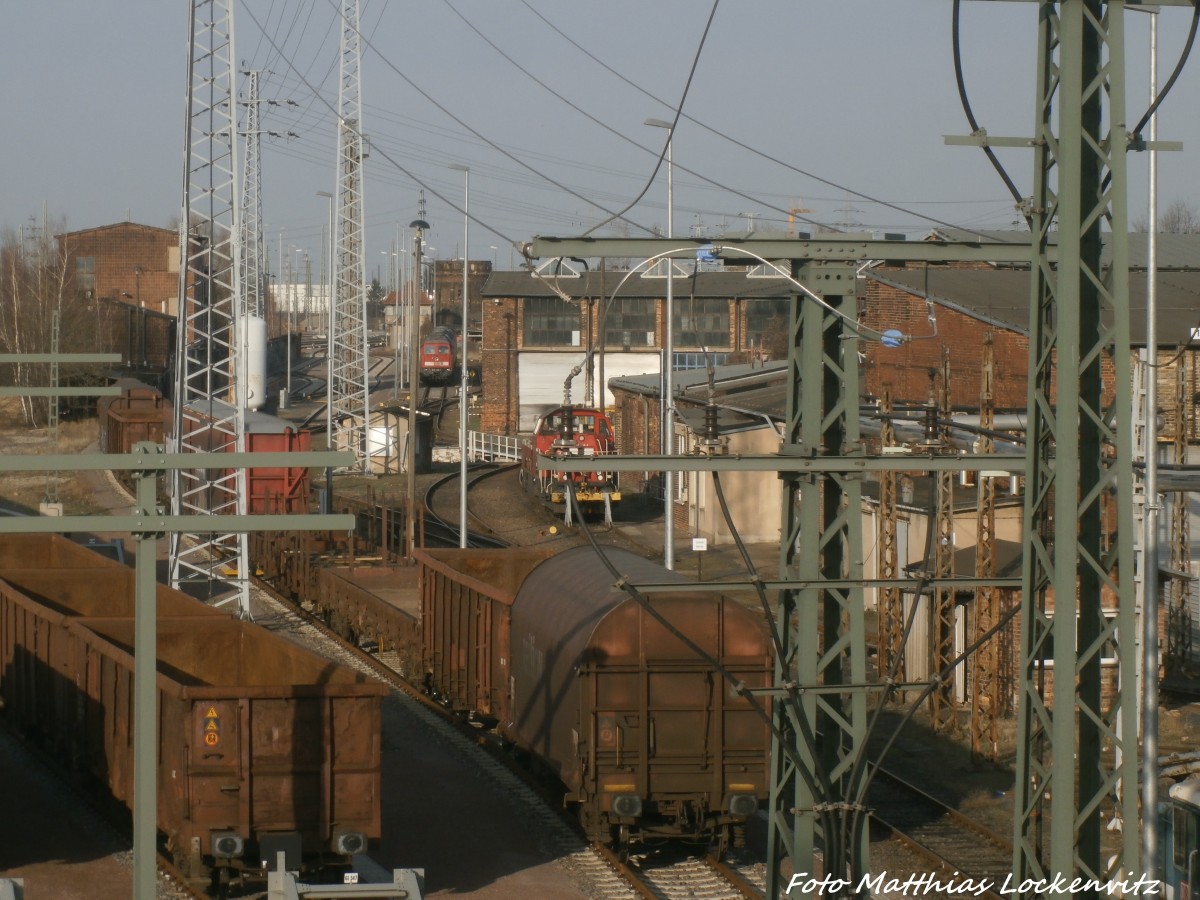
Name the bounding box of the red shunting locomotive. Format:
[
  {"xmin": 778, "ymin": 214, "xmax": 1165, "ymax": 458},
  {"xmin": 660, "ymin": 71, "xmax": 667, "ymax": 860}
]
[{"xmin": 520, "ymin": 405, "xmax": 621, "ymax": 507}]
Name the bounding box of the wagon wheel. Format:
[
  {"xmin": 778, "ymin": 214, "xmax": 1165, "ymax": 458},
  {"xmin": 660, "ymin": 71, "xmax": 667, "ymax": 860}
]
[
  {"xmin": 616, "ymin": 825, "xmax": 632, "ymax": 863},
  {"xmin": 207, "ymin": 865, "xmax": 231, "ymax": 900},
  {"xmin": 713, "ymin": 825, "xmax": 731, "ymax": 861}
]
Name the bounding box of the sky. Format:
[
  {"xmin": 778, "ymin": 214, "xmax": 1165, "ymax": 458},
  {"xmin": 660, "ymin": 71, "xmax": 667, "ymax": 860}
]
[{"xmin": 2, "ymin": 1, "xmax": 1198, "ymax": 281}]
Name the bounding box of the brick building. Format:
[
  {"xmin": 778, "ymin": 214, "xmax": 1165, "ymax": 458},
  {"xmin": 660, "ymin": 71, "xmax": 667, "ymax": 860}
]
[
  {"xmin": 57, "ymin": 222, "xmax": 179, "ymax": 315},
  {"xmin": 430, "ymin": 258, "xmax": 491, "ymax": 332},
  {"xmin": 54, "ymin": 222, "xmax": 179, "ymax": 375},
  {"xmin": 478, "ymin": 267, "xmax": 792, "ymax": 435}
]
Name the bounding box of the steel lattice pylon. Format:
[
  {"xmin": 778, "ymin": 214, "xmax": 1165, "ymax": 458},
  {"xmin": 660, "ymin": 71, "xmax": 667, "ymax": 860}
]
[
  {"xmin": 330, "ymin": 0, "xmax": 370, "ymax": 473},
  {"xmin": 169, "ymin": 0, "xmax": 250, "ymax": 614},
  {"xmin": 930, "ymin": 349, "xmax": 958, "ymax": 734},
  {"xmin": 1013, "ymin": 0, "xmax": 1139, "ymax": 887},
  {"xmin": 767, "ymin": 275, "xmax": 868, "ymax": 897},
  {"xmin": 972, "ymin": 335, "xmax": 1001, "ymax": 761},
  {"xmin": 240, "ymin": 69, "xmax": 266, "ymax": 321},
  {"xmin": 1168, "ymin": 351, "xmax": 1193, "ymax": 671},
  {"xmin": 876, "ymin": 383, "xmax": 903, "ymax": 684}
]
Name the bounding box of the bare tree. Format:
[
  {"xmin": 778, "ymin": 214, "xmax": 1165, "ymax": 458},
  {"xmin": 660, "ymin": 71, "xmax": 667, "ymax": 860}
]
[
  {"xmin": 1133, "ymin": 199, "xmax": 1200, "ymax": 234},
  {"xmin": 0, "ymin": 218, "xmax": 95, "ymax": 426}
]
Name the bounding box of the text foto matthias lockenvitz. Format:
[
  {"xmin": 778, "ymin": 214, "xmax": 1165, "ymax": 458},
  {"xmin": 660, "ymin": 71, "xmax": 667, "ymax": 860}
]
[{"xmin": 785, "ymin": 871, "xmax": 1162, "ymax": 896}]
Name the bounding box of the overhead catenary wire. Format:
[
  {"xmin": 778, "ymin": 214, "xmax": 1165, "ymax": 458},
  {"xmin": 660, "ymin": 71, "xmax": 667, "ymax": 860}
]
[
  {"xmin": 241, "ymin": 0, "xmax": 1039, "ymax": 254},
  {"xmin": 520, "ymin": 0, "xmax": 1015, "ymax": 241},
  {"xmin": 581, "ymin": 0, "xmax": 719, "ymax": 237},
  {"xmin": 241, "ymin": 0, "xmax": 653, "ymax": 255}
]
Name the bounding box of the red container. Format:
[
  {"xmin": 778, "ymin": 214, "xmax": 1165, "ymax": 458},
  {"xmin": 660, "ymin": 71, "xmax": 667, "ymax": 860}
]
[{"xmin": 245, "ymin": 426, "xmax": 312, "ymax": 514}]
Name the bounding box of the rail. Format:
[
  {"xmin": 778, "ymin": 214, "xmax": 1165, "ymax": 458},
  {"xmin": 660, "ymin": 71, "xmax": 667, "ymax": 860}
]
[{"xmin": 467, "ymin": 430, "xmax": 521, "ymax": 463}]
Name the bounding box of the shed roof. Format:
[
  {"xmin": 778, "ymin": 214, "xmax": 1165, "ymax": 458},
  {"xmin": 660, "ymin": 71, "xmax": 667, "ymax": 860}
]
[
  {"xmin": 867, "ymin": 266, "xmax": 1200, "ymax": 345},
  {"xmin": 483, "ymin": 270, "xmax": 791, "ymax": 300},
  {"xmin": 57, "ymin": 221, "xmax": 177, "ymax": 239}
]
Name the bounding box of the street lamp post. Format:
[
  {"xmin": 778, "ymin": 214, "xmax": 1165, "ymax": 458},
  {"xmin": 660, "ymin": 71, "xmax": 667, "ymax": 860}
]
[
  {"xmin": 449, "ymin": 164, "xmax": 470, "ymax": 549},
  {"xmin": 316, "ymin": 190, "xmax": 335, "ymax": 512},
  {"xmin": 645, "ymin": 117, "xmax": 675, "ymax": 570},
  {"xmin": 408, "ymin": 218, "xmax": 429, "ymax": 559},
  {"xmin": 287, "ymin": 247, "xmax": 302, "ymax": 404}
]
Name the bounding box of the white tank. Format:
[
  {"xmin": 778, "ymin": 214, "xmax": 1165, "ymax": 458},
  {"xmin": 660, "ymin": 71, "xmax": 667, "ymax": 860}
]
[{"xmin": 242, "ymin": 315, "xmax": 268, "ymax": 411}]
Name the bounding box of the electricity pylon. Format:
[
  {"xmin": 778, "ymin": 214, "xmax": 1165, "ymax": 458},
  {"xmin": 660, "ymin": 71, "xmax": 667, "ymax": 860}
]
[{"xmin": 170, "ymin": 0, "xmax": 251, "ymax": 615}]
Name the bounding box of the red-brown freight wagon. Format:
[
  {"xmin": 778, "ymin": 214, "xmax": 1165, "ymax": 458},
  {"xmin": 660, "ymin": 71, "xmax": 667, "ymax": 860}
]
[
  {"xmin": 313, "ymin": 564, "xmax": 422, "ymax": 679},
  {"xmin": 416, "ymin": 546, "xmax": 555, "ymax": 719},
  {"xmin": 0, "ymin": 545, "xmax": 229, "ymax": 757},
  {"xmin": 0, "ymin": 535, "xmax": 388, "ymax": 885},
  {"xmin": 244, "ymin": 423, "xmax": 312, "ymax": 514},
  {"xmin": 98, "ymin": 383, "xmax": 172, "ymax": 456},
  {"xmin": 416, "ymin": 544, "xmax": 772, "ymax": 853}
]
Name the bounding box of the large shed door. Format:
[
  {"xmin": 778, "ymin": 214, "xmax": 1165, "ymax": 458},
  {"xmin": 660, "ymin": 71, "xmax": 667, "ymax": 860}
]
[
  {"xmin": 517, "ymin": 351, "xmax": 660, "ymax": 429},
  {"xmin": 518, "ymin": 353, "xmax": 585, "ymax": 431}
]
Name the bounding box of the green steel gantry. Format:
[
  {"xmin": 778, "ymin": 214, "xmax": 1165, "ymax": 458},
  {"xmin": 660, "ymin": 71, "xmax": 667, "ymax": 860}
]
[
  {"xmin": 526, "ymin": 2, "xmax": 1193, "ymax": 893},
  {"xmin": 532, "ymin": 231, "xmax": 1034, "ymax": 895}
]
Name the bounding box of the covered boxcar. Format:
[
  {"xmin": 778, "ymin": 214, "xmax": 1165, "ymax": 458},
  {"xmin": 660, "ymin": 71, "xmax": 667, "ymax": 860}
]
[
  {"xmin": 417, "ymin": 544, "xmax": 771, "ymax": 852},
  {"xmin": 0, "ymin": 535, "xmax": 388, "ymax": 885}
]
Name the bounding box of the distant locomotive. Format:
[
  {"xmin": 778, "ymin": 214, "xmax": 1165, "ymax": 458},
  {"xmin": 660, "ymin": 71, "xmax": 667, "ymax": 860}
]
[
  {"xmin": 519, "ymin": 405, "xmax": 620, "ymax": 508},
  {"xmin": 419, "ymin": 326, "xmax": 458, "ymax": 386},
  {"xmin": 1163, "ymin": 774, "xmax": 1200, "ymax": 899}
]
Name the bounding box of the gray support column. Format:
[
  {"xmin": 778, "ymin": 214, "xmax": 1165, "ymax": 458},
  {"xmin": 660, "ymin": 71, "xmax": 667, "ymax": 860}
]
[
  {"xmin": 768, "ymin": 271, "xmax": 868, "ymax": 896},
  {"xmin": 1013, "ymin": 1, "xmax": 1139, "ymax": 889}
]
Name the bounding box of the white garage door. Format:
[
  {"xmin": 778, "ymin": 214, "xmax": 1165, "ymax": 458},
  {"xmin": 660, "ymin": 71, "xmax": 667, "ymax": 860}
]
[{"xmin": 517, "ymin": 351, "xmax": 660, "ymax": 430}]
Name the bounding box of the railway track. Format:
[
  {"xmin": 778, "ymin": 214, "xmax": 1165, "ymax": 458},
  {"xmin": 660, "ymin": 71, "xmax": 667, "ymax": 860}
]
[
  {"xmin": 867, "ymin": 766, "xmax": 1013, "ymax": 898},
  {"xmin": 421, "ymin": 462, "xmax": 515, "ymax": 548},
  {"xmin": 592, "ymin": 842, "xmax": 765, "ymax": 900}
]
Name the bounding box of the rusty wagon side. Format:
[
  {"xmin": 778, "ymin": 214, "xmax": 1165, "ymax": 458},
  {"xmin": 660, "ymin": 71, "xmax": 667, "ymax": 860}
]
[
  {"xmin": 416, "ymin": 543, "xmax": 772, "ymax": 852},
  {"xmin": 0, "ymin": 534, "xmax": 387, "ymax": 883},
  {"xmin": 415, "ymin": 546, "xmax": 555, "ymax": 720}
]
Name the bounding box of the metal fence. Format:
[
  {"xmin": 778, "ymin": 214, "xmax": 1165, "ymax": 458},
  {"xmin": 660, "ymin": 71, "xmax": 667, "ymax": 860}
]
[{"xmin": 467, "ymin": 431, "xmax": 521, "ymax": 462}]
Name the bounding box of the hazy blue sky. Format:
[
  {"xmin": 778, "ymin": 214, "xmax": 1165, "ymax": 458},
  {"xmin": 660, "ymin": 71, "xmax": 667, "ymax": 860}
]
[{"xmin": 2, "ymin": 1, "xmax": 1196, "ymax": 275}]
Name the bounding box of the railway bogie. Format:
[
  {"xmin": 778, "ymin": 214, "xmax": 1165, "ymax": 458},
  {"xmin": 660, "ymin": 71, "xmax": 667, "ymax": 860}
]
[{"xmin": 0, "ymin": 534, "xmax": 387, "ymax": 887}]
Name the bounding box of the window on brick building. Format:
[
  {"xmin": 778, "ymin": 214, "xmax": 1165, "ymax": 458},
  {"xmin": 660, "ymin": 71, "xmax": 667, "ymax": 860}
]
[
  {"xmin": 523, "ymin": 296, "xmax": 579, "ymax": 346},
  {"xmin": 76, "ymin": 256, "xmax": 95, "ymax": 292},
  {"xmin": 746, "ymin": 298, "xmax": 789, "ymax": 346},
  {"xmin": 602, "ymin": 297, "xmax": 656, "ymax": 348},
  {"xmin": 674, "ymin": 297, "xmax": 730, "ymax": 349}
]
